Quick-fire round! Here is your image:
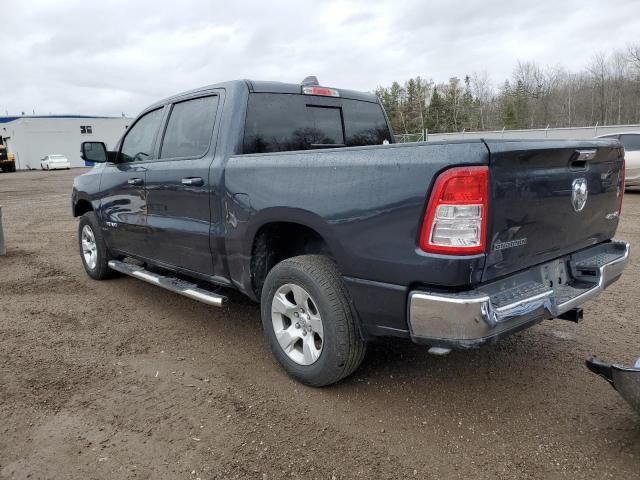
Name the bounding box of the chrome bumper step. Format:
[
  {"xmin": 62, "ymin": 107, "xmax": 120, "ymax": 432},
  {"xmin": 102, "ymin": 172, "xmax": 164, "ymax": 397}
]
[
  {"xmin": 408, "ymin": 240, "xmax": 630, "ymax": 347},
  {"xmin": 108, "ymin": 260, "xmax": 227, "ymax": 307}
]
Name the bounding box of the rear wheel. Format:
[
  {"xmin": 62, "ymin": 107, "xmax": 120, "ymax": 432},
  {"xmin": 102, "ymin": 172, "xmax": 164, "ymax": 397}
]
[
  {"xmin": 261, "ymin": 255, "xmax": 366, "ymax": 386},
  {"xmin": 78, "ymin": 211, "xmax": 116, "ymax": 280}
]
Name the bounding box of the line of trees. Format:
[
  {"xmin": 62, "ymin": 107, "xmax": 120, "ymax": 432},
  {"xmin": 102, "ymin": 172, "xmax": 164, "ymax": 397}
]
[{"xmin": 375, "ymin": 44, "xmax": 640, "ymax": 135}]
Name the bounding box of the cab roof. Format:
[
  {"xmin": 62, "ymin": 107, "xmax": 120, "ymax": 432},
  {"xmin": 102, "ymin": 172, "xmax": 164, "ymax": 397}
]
[{"xmin": 147, "ymin": 79, "xmax": 379, "ymax": 112}]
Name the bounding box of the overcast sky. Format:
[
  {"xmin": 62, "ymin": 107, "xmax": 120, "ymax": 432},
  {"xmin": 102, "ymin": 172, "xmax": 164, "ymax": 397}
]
[{"xmin": 1, "ymin": 0, "xmax": 639, "ymax": 117}]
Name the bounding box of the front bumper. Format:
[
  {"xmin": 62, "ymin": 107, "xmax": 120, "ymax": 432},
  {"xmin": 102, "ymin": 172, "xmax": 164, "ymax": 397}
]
[{"xmin": 408, "ymin": 240, "xmax": 630, "ymax": 348}]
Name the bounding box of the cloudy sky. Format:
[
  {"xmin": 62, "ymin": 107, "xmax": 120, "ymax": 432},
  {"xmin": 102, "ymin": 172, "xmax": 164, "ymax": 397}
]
[{"xmin": 1, "ymin": 0, "xmax": 639, "ymax": 117}]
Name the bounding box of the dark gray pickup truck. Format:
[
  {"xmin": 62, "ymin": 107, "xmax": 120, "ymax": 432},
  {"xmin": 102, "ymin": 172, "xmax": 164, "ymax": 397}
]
[{"xmin": 73, "ymin": 78, "xmax": 630, "ymax": 386}]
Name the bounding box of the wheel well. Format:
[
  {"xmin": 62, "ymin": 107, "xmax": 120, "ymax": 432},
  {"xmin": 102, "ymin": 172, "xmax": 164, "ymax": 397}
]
[
  {"xmin": 250, "ymin": 222, "xmax": 332, "ymax": 297},
  {"xmin": 74, "ymin": 199, "xmax": 93, "ymax": 217}
]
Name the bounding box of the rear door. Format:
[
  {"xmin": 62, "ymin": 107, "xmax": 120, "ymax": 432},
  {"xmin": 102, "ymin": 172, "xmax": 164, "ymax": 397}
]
[
  {"xmin": 99, "ymin": 107, "xmax": 164, "ymax": 256},
  {"xmin": 144, "ymin": 93, "xmax": 221, "ymax": 276},
  {"xmin": 482, "ymin": 139, "xmax": 624, "ymax": 281}
]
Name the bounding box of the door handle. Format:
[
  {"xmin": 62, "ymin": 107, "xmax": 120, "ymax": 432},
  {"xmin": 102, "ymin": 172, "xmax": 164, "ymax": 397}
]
[
  {"xmin": 181, "ymin": 177, "xmax": 204, "ymax": 187},
  {"xmin": 128, "ymin": 178, "xmax": 144, "ymax": 186}
]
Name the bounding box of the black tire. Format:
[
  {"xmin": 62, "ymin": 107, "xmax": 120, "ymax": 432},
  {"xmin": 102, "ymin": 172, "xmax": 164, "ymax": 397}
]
[
  {"xmin": 261, "ymin": 255, "xmax": 366, "ymax": 386},
  {"xmin": 78, "ymin": 211, "xmax": 116, "ymax": 280}
]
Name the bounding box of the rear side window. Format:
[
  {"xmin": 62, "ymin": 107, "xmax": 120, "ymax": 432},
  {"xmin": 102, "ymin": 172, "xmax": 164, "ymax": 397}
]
[
  {"xmin": 620, "ymin": 134, "xmax": 640, "ymax": 152},
  {"xmin": 160, "ymin": 95, "xmax": 219, "ymax": 159},
  {"xmin": 243, "ymin": 93, "xmax": 391, "ymax": 154}
]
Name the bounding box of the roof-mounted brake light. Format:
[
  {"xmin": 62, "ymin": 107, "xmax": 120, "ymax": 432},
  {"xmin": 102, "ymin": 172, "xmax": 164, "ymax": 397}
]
[{"xmin": 302, "ymin": 86, "xmax": 340, "ymax": 97}]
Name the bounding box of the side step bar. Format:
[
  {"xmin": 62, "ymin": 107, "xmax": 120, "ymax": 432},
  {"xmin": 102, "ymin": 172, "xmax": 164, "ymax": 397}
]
[{"xmin": 108, "ymin": 260, "xmax": 227, "ymax": 307}]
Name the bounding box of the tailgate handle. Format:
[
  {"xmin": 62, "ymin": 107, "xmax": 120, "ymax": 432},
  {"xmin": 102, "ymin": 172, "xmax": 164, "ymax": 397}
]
[
  {"xmin": 571, "ymin": 149, "xmax": 596, "ymax": 170},
  {"xmin": 571, "ymin": 160, "xmax": 588, "ymax": 170}
]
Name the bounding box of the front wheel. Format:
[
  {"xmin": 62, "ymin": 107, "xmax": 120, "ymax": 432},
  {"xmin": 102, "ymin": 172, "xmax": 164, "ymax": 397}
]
[
  {"xmin": 261, "ymin": 255, "xmax": 366, "ymax": 386},
  {"xmin": 78, "ymin": 211, "xmax": 116, "ymax": 280}
]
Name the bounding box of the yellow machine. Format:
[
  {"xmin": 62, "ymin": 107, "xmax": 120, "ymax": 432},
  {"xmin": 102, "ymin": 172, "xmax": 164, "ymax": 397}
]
[{"xmin": 0, "ymin": 140, "xmax": 16, "ymax": 172}]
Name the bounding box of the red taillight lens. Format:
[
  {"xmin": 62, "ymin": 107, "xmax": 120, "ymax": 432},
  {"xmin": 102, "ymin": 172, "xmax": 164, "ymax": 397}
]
[{"xmin": 420, "ymin": 166, "xmax": 489, "ymax": 255}]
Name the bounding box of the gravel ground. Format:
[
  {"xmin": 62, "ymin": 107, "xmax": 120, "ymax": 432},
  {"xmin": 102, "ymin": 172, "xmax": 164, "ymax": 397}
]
[{"xmin": 0, "ymin": 169, "xmax": 639, "ymax": 480}]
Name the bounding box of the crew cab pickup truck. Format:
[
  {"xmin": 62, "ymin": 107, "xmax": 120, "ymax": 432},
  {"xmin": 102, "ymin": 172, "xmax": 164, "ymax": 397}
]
[{"xmin": 73, "ymin": 78, "xmax": 630, "ymax": 386}]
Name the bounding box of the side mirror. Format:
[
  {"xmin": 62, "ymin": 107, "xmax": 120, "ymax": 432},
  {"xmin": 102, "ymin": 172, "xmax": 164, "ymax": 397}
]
[{"xmin": 81, "ymin": 141, "xmax": 108, "ymax": 163}]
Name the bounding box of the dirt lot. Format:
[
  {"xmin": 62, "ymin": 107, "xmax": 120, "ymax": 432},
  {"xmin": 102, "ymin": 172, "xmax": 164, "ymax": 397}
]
[{"xmin": 0, "ymin": 169, "xmax": 639, "ymax": 479}]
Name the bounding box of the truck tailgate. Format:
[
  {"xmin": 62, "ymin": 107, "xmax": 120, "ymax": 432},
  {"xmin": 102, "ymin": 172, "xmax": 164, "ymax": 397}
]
[{"xmin": 483, "ymin": 139, "xmax": 624, "ymax": 282}]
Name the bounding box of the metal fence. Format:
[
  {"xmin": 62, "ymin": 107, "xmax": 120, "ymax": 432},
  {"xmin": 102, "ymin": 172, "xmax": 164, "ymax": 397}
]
[{"xmin": 395, "ymin": 124, "xmax": 640, "ymax": 143}]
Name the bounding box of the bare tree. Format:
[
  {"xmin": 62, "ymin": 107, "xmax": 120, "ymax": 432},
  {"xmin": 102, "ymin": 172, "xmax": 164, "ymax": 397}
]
[
  {"xmin": 471, "ymin": 71, "xmax": 492, "ymax": 130},
  {"xmin": 628, "ymin": 42, "xmax": 640, "ymax": 69},
  {"xmin": 587, "ymin": 52, "xmax": 610, "ymax": 125},
  {"xmin": 610, "ymin": 51, "xmax": 628, "ymax": 124}
]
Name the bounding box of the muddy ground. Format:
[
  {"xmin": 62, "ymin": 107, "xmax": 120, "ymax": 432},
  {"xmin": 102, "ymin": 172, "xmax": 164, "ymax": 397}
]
[{"xmin": 0, "ymin": 169, "xmax": 638, "ymax": 479}]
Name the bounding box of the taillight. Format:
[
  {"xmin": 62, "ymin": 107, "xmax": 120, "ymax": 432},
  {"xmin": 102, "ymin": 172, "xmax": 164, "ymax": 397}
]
[
  {"xmin": 618, "ymin": 156, "xmax": 625, "ymax": 214},
  {"xmin": 419, "ymin": 166, "xmax": 489, "ymax": 255}
]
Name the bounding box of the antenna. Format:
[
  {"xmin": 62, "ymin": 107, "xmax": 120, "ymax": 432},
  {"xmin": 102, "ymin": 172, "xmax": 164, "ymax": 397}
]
[{"xmin": 301, "ymin": 76, "xmax": 319, "ymax": 86}]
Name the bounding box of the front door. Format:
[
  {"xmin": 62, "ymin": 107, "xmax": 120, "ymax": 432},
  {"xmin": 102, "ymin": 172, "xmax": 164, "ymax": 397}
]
[
  {"xmin": 144, "ymin": 94, "xmax": 220, "ymax": 276},
  {"xmin": 99, "ymin": 107, "xmax": 164, "ymax": 257}
]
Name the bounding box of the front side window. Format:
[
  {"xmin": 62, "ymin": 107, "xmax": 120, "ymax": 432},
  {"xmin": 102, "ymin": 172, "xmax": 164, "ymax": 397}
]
[
  {"xmin": 620, "ymin": 134, "xmax": 640, "ymax": 152},
  {"xmin": 243, "ymin": 93, "xmax": 391, "ymax": 154},
  {"xmin": 160, "ymin": 96, "xmax": 219, "ymax": 159},
  {"xmin": 120, "ymin": 108, "xmax": 163, "ymax": 162}
]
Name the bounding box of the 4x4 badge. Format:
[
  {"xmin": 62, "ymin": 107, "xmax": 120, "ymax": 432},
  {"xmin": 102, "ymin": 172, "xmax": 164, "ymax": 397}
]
[{"xmin": 571, "ymin": 178, "xmax": 588, "ymax": 212}]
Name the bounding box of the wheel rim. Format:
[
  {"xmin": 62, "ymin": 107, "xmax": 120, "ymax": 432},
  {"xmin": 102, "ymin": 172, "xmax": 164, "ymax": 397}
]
[
  {"xmin": 271, "ymin": 283, "xmax": 324, "ymax": 366},
  {"xmin": 81, "ymin": 225, "xmax": 98, "ymax": 270}
]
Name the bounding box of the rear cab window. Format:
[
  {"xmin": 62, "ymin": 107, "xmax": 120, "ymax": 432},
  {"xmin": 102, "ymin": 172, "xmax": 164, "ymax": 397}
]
[{"xmin": 243, "ymin": 93, "xmax": 392, "ymax": 154}]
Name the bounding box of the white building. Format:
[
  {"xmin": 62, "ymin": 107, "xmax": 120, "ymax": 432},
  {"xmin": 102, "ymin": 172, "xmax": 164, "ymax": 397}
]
[{"xmin": 0, "ymin": 115, "xmax": 132, "ymax": 169}]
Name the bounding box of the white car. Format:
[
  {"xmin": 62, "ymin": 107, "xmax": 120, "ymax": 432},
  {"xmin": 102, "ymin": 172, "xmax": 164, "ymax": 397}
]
[
  {"xmin": 598, "ymin": 133, "xmax": 640, "ymax": 188},
  {"xmin": 41, "ymin": 154, "xmax": 71, "ymax": 170}
]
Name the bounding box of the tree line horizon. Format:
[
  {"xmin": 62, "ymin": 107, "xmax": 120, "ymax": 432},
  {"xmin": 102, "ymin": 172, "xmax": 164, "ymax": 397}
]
[{"xmin": 375, "ymin": 44, "xmax": 640, "ymax": 135}]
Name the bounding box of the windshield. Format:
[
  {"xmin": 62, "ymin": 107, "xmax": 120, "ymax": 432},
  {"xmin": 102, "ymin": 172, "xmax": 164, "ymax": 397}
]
[
  {"xmin": 50, "ymin": 155, "xmax": 67, "ymax": 160},
  {"xmin": 243, "ymin": 93, "xmax": 392, "ymax": 154}
]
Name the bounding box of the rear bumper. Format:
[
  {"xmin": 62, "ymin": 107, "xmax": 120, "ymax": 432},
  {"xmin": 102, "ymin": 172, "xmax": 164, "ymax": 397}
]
[{"xmin": 408, "ymin": 240, "xmax": 630, "ymax": 348}]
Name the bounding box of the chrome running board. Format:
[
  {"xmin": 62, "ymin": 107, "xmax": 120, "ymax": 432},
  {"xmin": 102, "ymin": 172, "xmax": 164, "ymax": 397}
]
[{"xmin": 108, "ymin": 260, "xmax": 227, "ymax": 307}]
